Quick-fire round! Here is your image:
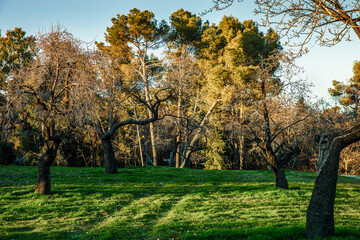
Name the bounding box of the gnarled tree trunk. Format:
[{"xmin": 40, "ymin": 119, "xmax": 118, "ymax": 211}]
[
  {"xmin": 34, "ymin": 121, "xmax": 61, "ymax": 195},
  {"xmin": 273, "ymin": 165, "xmax": 288, "ymax": 189},
  {"xmin": 306, "ymin": 124, "xmax": 360, "ymax": 239},
  {"xmin": 34, "ymin": 147, "xmax": 57, "ymax": 194},
  {"xmin": 262, "ymin": 146, "xmax": 289, "ymax": 189},
  {"xmin": 101, "ymin": 136, "xmax": 118, "ymax": 174}
]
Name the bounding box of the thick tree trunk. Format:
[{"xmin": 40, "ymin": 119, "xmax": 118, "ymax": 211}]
[
  {"xmin": 34, "ymin": 121, "xmax": 60, "ymax": 195},
  {"xmin": 306, "ymin": 135, "xmax": 341, "ymax": 238},
  {"xmin": 273, "ymin": 166, "xmax": 289, "ymax": 189},
  {"xmin": 181, "ymin": 145, "xmax": 191, "ymax": 168},
  {"xmin": 260, "ymin": 144, "xmax": 292, "ymax": 190},
  {"xmin": 101, "ymin": 137, "xmax": 118, "ymax": 174},
  {"xmin": 34, "ymin": 149, "xmax": 56, "ymax": 194},
  {"xmin": 306, "ymin": 124, "xmax": 360, "ymax": 239}
]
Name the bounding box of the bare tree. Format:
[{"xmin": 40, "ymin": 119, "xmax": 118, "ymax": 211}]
[
  {"xmin": 245, "ymin": 51, "xmax": 311, "ymax": 188},
  {"xmin": 339, "ymin": 143, "xmax": 360, "ymax": 175},
  {"xmin": 254, "ymin": 0, "xmax": 360, "ymax": 47},
  {"xmin": 74, "ymin": 51, "xmax": 171, "ymax": 173},
  {"xmin": 8, "ymin": 26, "xmax": 92, "ymax": 194}
]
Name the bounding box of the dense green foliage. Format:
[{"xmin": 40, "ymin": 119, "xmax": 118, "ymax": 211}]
[
  {"xmin": 0, "ymin": 165, "xmax": 359, "ymax": 240},
  {"xmin": 0, "ymin": 28, "xmax": 36, "ymax": 85},
  {"xmin": 329, "ymin": 61, "xmax": 360, "ymax": 117}
]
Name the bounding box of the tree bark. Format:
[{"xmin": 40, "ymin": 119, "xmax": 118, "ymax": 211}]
[
  {"xmin": 306, "ymin": 124, "xmax": 360, "ymax": 239},
  {"xmin": 264, "ymin": 146, "xmax": 289, "ymax": 189},
  {"xmin": 231, "ymin": 140, "xmax": 240, "ymax": 170},
  {"xmin": 134, "ymin": 107, "xmax": 144, "ymax": 166},
  {"xmin": 34, "ymin": 149, "xmax": 56, "ymax": 194},
  {"xmin": 34, "ymin": 121, "xmax": 60, "ymax": 195},
  {"xmin": 175, "ymin": 94, "xmax": 182, "ymax": 168},
  {"xmin": 149, "ymin": 121, "xmax": 158, "ymax": 165},
  {"xmin": 136, "ymin": 124, "xmax": 145, "ymax": 166},
  {"xmin": 273, "ymin": 165, "xmax": 288, "ymax": 189},
  {"xmin": 101, "ymin": 136, "xmax": 118, "ymax": 174},
  {"xmin": 239, "ymin": 135, "xmax": 245, "ymax": 169},
  {"xmin": 175, "ymin": 139, "xmax": 181, "ymax": 168}
]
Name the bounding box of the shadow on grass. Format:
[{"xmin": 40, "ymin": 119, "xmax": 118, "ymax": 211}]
[
  {"xmin": 1, "ymin": 230, "xmax": 82, "ymax": 240},
  {"xmin": 3, "ymin": 225, "xmax": 360, "ymax": 240}
]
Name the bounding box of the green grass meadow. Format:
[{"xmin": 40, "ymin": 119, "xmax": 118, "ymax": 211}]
[{"xmin": 0, "ymin": 165, "xmax": 359, "ymax": 239}]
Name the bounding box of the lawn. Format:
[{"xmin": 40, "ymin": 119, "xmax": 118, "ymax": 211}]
[{"xmin": 0, "ymin": 165, "xmax": 359, "ymax": 239}]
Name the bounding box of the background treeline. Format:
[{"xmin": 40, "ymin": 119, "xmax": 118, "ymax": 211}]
[{"xmin": 1, "ymin": 8, "xmax": 359, "ymax": 177}]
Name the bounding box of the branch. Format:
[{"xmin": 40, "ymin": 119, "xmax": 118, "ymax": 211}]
[
  {"xmin": 335, "ymin": 123, "xmax": 360, "ymax": 149},
  {"xmin": 271, "ymin": 113, "xmax": 310, "ymax": 142},
  {"xmin": 102, "ymin": 110, "xmax": 159, "ymax": 139}
]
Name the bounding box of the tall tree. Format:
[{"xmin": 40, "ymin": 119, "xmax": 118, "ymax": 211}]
[
  {"xmin": 96, "ymin": 8, "xmax": 168, "ymax": 166},
  {"xmin": 165, "ymin": 9, "xmax": 206, "ymax": 168},
  {"xmin": 8, "ymin": 26, "xmax": 91, "ymax": 194},
  {"xmin": 167, "ymin": 8, "xmax": 205, "ymax": 50}
]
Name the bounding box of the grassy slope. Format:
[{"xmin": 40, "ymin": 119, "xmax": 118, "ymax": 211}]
[{"xmin": 0, "ymin": 166, "xmax": 359, "ymax": 240}]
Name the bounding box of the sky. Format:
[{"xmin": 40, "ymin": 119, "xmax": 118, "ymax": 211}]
[{"xmin": 1, "ymin": 0, "xmax": 359, "ymax": 102}]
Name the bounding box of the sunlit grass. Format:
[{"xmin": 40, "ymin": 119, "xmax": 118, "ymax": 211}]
[{"xmin": 0, "ymin": 165, "xmax": 359, "ymax": 239}]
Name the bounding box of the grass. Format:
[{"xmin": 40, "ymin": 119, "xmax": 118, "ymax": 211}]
[{"xmin": 0, "ymin": 165, "xmax": 359, "ymax": 240}]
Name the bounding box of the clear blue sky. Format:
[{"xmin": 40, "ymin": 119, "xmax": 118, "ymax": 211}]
[{"xmin": 1, "ymin": 0, "xmax": 359, "ymax": 101}]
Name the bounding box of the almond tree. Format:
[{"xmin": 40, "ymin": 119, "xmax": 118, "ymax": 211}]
[
  {"xmin": 74, "ymin": 50, "xmax": 169, "ymax": 173},
  {"xmin": 8, "ymin": 26, "xmax": 91, "ymax": 194},
  {"xmin": 247, "ymin": 52, "xmax": 310, "ymax": 189}
]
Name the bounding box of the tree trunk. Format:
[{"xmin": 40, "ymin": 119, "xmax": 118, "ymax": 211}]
[
  {"xmin": 136, "ymin": 124, "xmax": 144, "ymax": 166},
  {"xmin": 273, "ymin": 166, "xmax": 288, "ymax": 189},
  {"xmin": 101, "ymin": 136, "xmax": 118, "ymax": 174},
  {"xmin": 149, "ymin": 122, "xmax": 158, "ymax": 166},
  {"xmin": 134, "ymin": 105, "xmax": 145, "ymax": 166},
  {"xmin": 238, "ymin": 103, "xmax": 245, "ymax": 170},
  {"xmin": 306, "ymin": 125, "xmax": 360, "ymax": 239},
  {"xmin": 306, "ymin": 137, "xmax": 341, "ymax": 238},
  {"xmin": 175, "ymin": 139, "xmax": 181, "ymax": 168},
  {"xmin": 239, "ymin": 135, "xmax": 245, "ymax": 170},
  {"xmin": 232, "ymin": 140, "xmax": 240, "ymax": 170},
  {"xmin": 34, "ymin": 121, "xmax": 60, "ymax": 195},
  {"xmin": 34, "ymin": 149, "xmax": 56, "ymax": 194},
  {"xmin": 175, "ymin": 95, "xmax": 182, "ymax": 168},
  {"xmin": 260, "ymin": 144, "xmax": 290, "ymax": 190}
]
